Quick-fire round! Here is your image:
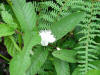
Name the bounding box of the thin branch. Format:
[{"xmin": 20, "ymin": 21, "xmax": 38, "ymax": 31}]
[{"xmin": 0, "ymin": 53, "xmax": 10, "ymax": 62}]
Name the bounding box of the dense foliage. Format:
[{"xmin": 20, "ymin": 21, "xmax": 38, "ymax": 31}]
[{"xmin": 0, "ymin": 0, "xmax": 100, "ymax": 75}]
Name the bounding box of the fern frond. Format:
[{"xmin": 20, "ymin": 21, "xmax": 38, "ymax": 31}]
[
  {"xmin": 37, "ymin": 0, "xmax": 71, "ymax": 30},
  {"xmin": 74, "ymin": 1, "xmax": 100, "ymax": 75}
]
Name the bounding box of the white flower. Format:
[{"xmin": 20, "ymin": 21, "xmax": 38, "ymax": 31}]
[
  {"xmin": 56, "ymin": 47, "xmax": 61, "ymax": 50},
  {"xmin": 39, "ymin": 30, "xmax": 56, "ymax": 46}
]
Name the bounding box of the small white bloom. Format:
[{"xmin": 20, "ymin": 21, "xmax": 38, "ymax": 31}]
[
  {"xmin": 39, "ymin": 30, "xmax": 56, "ymax": 46},
  {"xmin": 56, "ymin": 47, "xmax": 61, "ymax": 50}
]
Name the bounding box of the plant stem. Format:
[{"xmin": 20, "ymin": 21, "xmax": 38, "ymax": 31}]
[
  {"xmin": 18, "ymin": 34, "xmax": 22, "ymax": 49},
  {"xmin": 48, "ymin": 44, "xmax": 57, "ymax": 49},
  {"xmin": 0, "ymin": 54, "xmax": 10, "ymax": 62},
  {"xmin": 15, "ymin": 30, "xmax": 23, "ymax": 35},
  {"xmin": 9, "ymin": 36, "xmax": 21, "ymax": 52}
]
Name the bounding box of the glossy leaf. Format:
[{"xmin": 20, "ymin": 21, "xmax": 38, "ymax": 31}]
[
  {"xmin": 10, "ymin": 50, "xmax": 31, "ymax": 75},
  {"xmin": 11, "ymin": 0, "xmax": 36, "ymax": 32},
  {"xmin": 9, "ymin": 0, "xmax": 41, "ymax": 75},
  {"xmin": 4, "ymin": 37, "xmax": 18, "ymax": 57},
  {"xmin": 0, "ymin": 24, "xmax": 14, "ymax": 37},
  {"xmin": 53, "ymin": 58, "xmax": 70, "ymax": 75},
  {"xmin": 1, "ymin": 11, "xmax": 17, "ymax": 29},
  {"xmin": 52, "ymin": 49, "xmax": 77, "ymax": 63},
  {"xmin": 10, "ymin": 31, "xmax": 41, "ymax": 75},
  {"xmin": 27, "ymin": 47, "xmax": 49, "ymax": 75},
  {"xmin": 51, "ymin": 12, "xmax": 85, "ymax": 40},
  {"xmin": 23, "ymin": 31, "xmax": 41, "ymax": 50}
]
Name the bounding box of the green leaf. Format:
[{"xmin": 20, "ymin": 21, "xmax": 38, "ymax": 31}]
[
  {"xmin": 4, "ymin": 36, "xmax": 21, "ymax": 57},
  {"xmin": 27, "ymin": 47, "xmax": 49, "ymax": 75},
  {"xmin": 52, "ymin": 49, "xmax": 77, "ymax": 63},
  {"xmin": 4, "ymin": 37, "xmax": 18, "ymax": 57},
  {"xmin": 53, "ymin": 58, "xmax": 70, "ymax": 75},
  {"xmin": 38, "ymin": 59, "xmax": 56, "ymax": 75},
  {"xmin": 1, "ymin": 11, "xmax": 17, "ymax": 29},
  {"xmin": 23, "ymin": 31, "xmax": 41, "ymax": 50},
  {"xmin": 11, "ymin": 0, "xmax": 36, "ymax": 32},
  {"xmin": 51, "ymin": 12, "xmax": 85, "ymax": 40},
  {"xmin": 0, "ymin": 24, "xmax": 14, "ymax": 37},
  {"xmin": 86, "ymin": 70, "xmax": 100, "ymax": 75},
  {"xmin": 9, "ymin": 1, "xmax": 40, "ymax": 73},
  {"xmin": 10, "ymin": 50, "xmax": 31, "ymax": 75},
  {"xmin": 10, "ymin": 31, "xmax": 41, "ymax": 75}
]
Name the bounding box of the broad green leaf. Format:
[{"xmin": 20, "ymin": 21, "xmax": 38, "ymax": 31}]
[
  {"xmin": 10, "ymin": 1, "xmax": 40, "ymax": 74},
  {"xmin": 86, "ymin": 70, "xmax": 100, "ymax": 75},
  {"xmin": 11, "ymin": 0, "xmax": 36, "ymax": 32},
  {"xmin": 23, "ymin": 31, "xmax": 41, "ymax": 50},
  {"xmin": 10, "ymin": 31, "xmax": 41, "ymax": 75},
  {"xmin": 9, "ymin": 32, "xmax": 36, "ymax": 75},
  {"xmin": 53, "ymin": 58, "xmax": 70, "ymax": 75},
  {"xmin": 4, "ymin": 37, "xmax": 17, "ymax": 57},
  {"xmin": 10, "ymin": 50, "xmax": 31, "ymax": 75},
  {"xmin": 27, "ymin": 47, "xmax": 49, "ymax": 75},
  {"xmin": 52, "ymin": 49, "xmax": 77, "ymax": 63},
  {"xmin": 37, "ymin": 58, "xmax": 56, "ymax": 75},
  {"xmin": 4, "ymin": 37, "xmax": 20, "ymax": 57},
  {"xmin": 0, "ymin": 24, "xmax": 14, "ymax": 37},
  {"xmin": 1, "ymin": 11, "xmax": 17, "ymax": 29},
  {"xmin": 51, "ymin": 12, "xmax": 85, "ymax": 40}
]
